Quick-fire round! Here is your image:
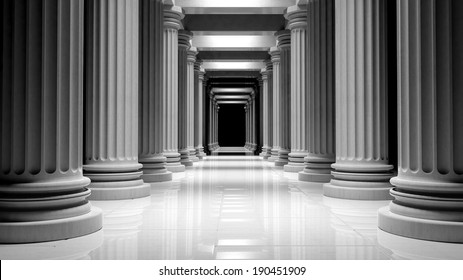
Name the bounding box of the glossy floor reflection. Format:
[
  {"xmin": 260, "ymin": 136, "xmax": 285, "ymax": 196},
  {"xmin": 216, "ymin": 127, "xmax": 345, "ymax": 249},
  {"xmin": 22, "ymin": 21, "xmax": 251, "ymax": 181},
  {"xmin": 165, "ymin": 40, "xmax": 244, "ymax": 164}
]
[{"xmin": 1, "ymin": 156, "xmax": 463, "ymax": 260}]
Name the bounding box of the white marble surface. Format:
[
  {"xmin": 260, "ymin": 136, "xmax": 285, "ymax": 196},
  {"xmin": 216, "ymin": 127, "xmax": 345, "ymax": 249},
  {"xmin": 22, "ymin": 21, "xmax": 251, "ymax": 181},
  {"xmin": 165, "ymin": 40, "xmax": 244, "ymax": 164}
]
[{"xmin": 1, "ymin": 156, "xmax": 462, "ymax": 260}]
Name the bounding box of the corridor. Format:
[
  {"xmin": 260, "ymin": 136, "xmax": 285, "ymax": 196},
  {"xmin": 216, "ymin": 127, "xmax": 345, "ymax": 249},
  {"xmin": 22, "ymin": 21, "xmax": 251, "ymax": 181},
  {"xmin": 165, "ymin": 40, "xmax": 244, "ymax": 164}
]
[{"xmin": 2, "ymin": 156, "xmax": 462, "ymax": 260}]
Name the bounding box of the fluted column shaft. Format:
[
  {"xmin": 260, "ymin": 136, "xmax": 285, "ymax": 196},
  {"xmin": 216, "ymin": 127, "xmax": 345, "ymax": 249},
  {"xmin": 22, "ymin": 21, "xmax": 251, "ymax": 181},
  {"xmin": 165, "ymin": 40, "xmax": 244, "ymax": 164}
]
[
  {"xmin": 203, "ymin": 78, "xmax": 209, "ymax": 152},
  {"xmin": 379, "ymin": 0, "xmax": 463, "ymax": 243},
  {"xmin": 269, "ymin": 47, "xmax": 281, "ymax": 162},
  {"xmin": 245, "ymin": 105, "xmax": 250, "ymax": 149},
  {"xmin": 178, "ymin": 30, "xmax": 193, "ymax": 167},
  {"xmin": 299, "ymin": 0, "xmax": 336, "ymax": 183},
  {"xmin": 187, "ymin": 48, "xmax": 198, "ymax": 162},
  {"xmin": 259, "ymin": 69, "xmax": 270, "ymax": 158},
  {"xmin": 324, "ymin": 0, "xmax": 392, "ymax": 200},
  {"xmin": 275, "ymin": 30, "xmax": 291, "ymax": 167},
  {"xmin": 0, "ymin": 0, "xmax": 102, "ymax": 243},
  {"xmin": 139, "ymin": 0, "xmax": 172, "ymax": 183},
  {"xmin": 194, "ymin": 64, "xmax": 206, "ymax": 159},
  {"xmin": 285, "ymin": 5, "xmax": 308, "ymax": 172},
  {"xmin": 208, "ymin": 94, "xmax": 214, "ymax": 151},
  {"xmin": 251, "ymin": 93, "xmax": 257, "ymax": 151},
  {"xmin": 163, "ymin": 5, "xmax": 185, "ymax": 172},
  {"xmin": 85, "ymin": 0, "xmax": 150, "ymax": 200},
  {"xmin": 214, "ymin": 102, "xmax": 219, "ymax": 148},
  {"xmin": 266, "ymin": 63, "xmax": 274, "ymax": 160}
]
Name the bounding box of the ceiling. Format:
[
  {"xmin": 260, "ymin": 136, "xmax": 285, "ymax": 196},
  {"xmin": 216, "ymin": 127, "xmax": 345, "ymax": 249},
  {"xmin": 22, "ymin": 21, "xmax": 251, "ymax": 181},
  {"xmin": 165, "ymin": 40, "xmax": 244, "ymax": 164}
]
[
  {"xmin": 169, "ymin": 0, "xmax": 304, "ymax": 74},
  {"xmin": 168, "ymin": 0, "xmax": 304, "ymax": 99}
]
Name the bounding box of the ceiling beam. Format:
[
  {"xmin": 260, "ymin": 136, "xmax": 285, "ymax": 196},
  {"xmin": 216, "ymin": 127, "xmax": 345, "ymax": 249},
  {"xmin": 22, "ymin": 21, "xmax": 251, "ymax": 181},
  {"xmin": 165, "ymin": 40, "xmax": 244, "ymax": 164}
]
[
  {"xmin": 198, "ymin": 51, "xmax": 270, "ymax": 61},
  {"xmin": 215, "ymin": 95, "xmax": 250, "ymax": 100},
  {"xmin": 184, "ymin": 15, "xmax": 286, "ymax": 31},
  {"xmin": 217, "ymin": 100, "xmax": 248, "ymax": 105},
  {"xmin": 206, "ymin": 70, "xmax": 261, "ymax": 78},
  {"xmin": 202, "ymin": 61, "xmax": 265, "ymax": 71},
  {"xmin": 212, "ymin": 87, "xmax": 254, "ymax": 94}
]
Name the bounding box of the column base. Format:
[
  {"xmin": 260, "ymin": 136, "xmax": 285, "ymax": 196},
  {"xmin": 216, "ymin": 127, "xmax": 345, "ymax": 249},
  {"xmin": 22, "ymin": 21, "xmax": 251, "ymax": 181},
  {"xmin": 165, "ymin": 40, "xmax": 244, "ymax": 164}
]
[
  {"xmin": 323, "ymin": 176, "xmax": 393, "ymax": 200},
  {"xmin": 378, "ymin": 206, "xmax": 463, "ymax": 243},
  {"xmin": 275, "ymin": 149, "xmax": 290, "ymax": 166},
  {"xmin": 86, "ymin": 168, "xmax": 151, "ymax": 200},
  {"xmin": 180, "ymin": 159, "xmax": 194, "ymax": 167},
  {"xmin": 298, "ymin": 162, "xmax": 333, "ymax": 183},
  {"xmin": 299, "ymin": 170, "xmax": 332, "ymax": 183},
  {"xmin": 269, "ymin": 148, "xmax": 280, "ymax": 162},
  {"xmin": 164, "ymin": 152, "xmax": 185, "ymax": 172},
  {"xmin": 285, "ymin": 152, "xmax": 307, "ymax": 172},
  {"xmin": 84, "ymin": 163, "xmax": 151, "ymax": 200},
  {"xmin": 166, "ymin": 163, "xmax": 186, "ymax": 172},
  {"xmin": 89, "ymin": 180, "xmax": 151, "ymax": 200},
  {"xmin": 140, "ymin": 156, "xmax": 173, "ymax": 183},
  {"xmin": 142, "ymin": 170, "xmax": 172, "ymax": 182},
  {"xmin": 195, "ymin": 146, "xmax": 206, "ymax": 159},
  {"xmin": 259, "ymin": 147, "xmax": 272, "ymax": 159},
  {"xmin": 284, "ymin": 151, "xmax": 307, "ymax": 172},
  {"xmin": 0, "ymin": 207, "xmax": 102, "ymax": 244},
  {"xmin": 324, "ymin": 163, "xmax": 394, "ymax": 200},
  {"xmin": 179, "ymin": 149, "xmax": 193, "ymax": 167},
  {"xmin": 188, "ymin": 148, "xmax": 199, "ymax": 162},
  {"xmin": 284, "ymin": 163, "xmax": 305, "ymax": 172}
]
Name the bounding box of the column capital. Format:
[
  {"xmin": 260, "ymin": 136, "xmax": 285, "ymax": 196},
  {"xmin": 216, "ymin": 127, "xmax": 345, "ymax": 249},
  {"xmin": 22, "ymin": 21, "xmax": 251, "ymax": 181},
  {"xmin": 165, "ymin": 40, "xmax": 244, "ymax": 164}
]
[
  {"xmin": 275, "ymin": 29, "xmax": 291, "ymax": 49},
  {"xmin": 266, "ymin": 60, "xmax": 273, "ymax": 71},
  {"xmin": 178, "ymin": 29, "xmax": 192, "ymax": 48},
  {"xmin": 261, "ymin": 68, "xmax": 268, "ymax": 80},
  {"xmin": 194, "ymin": 59, "xmax": 202, "ymax": 71},
  {"xmin": 285, "ymin": 5, "xmax": 307, "ymax": 30},
  {"xmin": 197, "ymin": 68, "xmax": 205, "ymax": 81},
  {"xmin": 164, "ymin": 5, "xmax": 184, "ymax": 30},
  {"xmin": 187, "ymin": 46, "xmax": 198, "ymax": 63},
  {"xmin": 269, "ymin": 46, "xmax": 280, "ymax": 62}
]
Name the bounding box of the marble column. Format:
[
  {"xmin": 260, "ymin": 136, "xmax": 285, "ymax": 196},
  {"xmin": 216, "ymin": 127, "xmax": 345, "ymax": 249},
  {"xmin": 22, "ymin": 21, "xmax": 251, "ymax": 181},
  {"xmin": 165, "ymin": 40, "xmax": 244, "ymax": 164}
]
[
  {"xmin": 258, "ymin": 77, "xmax": 264, "ymax": 154},
  {"xmin": 178, "ymin": 30, "xmax": 193, "ymax": 167},
  {"xmin": 269, "ymin": 47, "xmax": 281, "ymax": 162},
  {"xmin": 84, "ymin": 0, "xmax": 150, "ymax": 200},
  {"xmin": 265, "ymin": 62, "xmax": 274, "ymax": 160},
  {"xmin": 208, "ymin": 94, "xmax": 214, "ymax": 151},
  {"xmin": 187, "ymin": 48, "xmax": 199, "ymax": 162},
  {"xmin": 379, "ymin": 0, "xmax": 463, "ymax": 243},
  {"xmin": 163, "ymin": 5, "xmax": 185, "ymax": 172},
  {"xmin": 194, "ymin": 63, "xmax": 207, "ymax": 159},
  {"xmin": 285, "ymin": 5, "xmax": 308, "ymax": 172},
  {"xmin": 251, "ymin": 92, "xmax": 257, "ymax": 151},
  {"xmin": 275, "ymin": 30, "xmax": 291, "ymax": 167},
  {"xmin": 259, "ymin": 68, "xmax": 270, "ymax": 158},
  {"xmin": 0, "ymin": 0, "xmax": 102, "ymax": 243},
  {"xmin": 214, "ymin": 103, "xmax": 220, "ymax": 149},
  {"xmin": 202, "ymin": 77, "xmax": 209, "ymax": 153},
  {"xmin": 139, "ymin": 0, "xmax": 172, "ymax": 183},
  {"xmin": 299, "ymin": 0, "xmax": 336, "ymax": 183},
  {"xmin": 324, "ymin": 0, "xmax": 393, "ymax": 200},
  {"xmin": 245, "ymin": 100, "xmax": 250, "ymax": 149}
]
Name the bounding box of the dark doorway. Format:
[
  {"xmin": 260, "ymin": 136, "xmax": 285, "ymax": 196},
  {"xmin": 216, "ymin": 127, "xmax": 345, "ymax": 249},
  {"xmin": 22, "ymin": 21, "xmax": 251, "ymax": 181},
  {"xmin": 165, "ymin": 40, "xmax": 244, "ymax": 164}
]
[{"xmin": 218, "ymin": 104, "xmax": 245, "ymax": 146}]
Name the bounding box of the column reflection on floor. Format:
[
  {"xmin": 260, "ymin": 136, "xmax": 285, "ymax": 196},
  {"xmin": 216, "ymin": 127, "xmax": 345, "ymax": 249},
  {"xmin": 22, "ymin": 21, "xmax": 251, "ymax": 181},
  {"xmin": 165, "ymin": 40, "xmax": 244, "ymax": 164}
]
[{"xmin": 1, "ymin": 156, "xmax": 463, "ymax": 259}]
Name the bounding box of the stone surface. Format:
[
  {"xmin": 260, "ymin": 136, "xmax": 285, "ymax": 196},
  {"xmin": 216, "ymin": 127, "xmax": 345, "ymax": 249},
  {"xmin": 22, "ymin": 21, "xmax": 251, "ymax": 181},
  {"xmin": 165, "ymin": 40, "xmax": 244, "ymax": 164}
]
[
  {"xmin": 84, "ymin": 0, "xmax": 150, "ymax": 200},
  {"xmin": 324, "ymin": 0, "xmax": 393, "ymax": 200},
  {"xmin": 378, "ymin": 0, "xmax": 463, "ymax": 243},
  {"xmin": 139, "ymin": 0, "xmax": 173, "ymax": 183},
  {"xmin": 0, "ymin": 0, "xmax": 102, "ymax": 243},
  {"xmin": 275, "ymin": 30, "xmax": 291, "ymax": 167},
  {"xmin": 299, "ymin": 0, "xmax": 336, "ymax": 183},
  {"xmin": 284, "ymin": 5, "xmax": 308, "ymax": 173},
  {"xmin": 163, "ymin": 5, "xmax": 185, "ymax": 173}
]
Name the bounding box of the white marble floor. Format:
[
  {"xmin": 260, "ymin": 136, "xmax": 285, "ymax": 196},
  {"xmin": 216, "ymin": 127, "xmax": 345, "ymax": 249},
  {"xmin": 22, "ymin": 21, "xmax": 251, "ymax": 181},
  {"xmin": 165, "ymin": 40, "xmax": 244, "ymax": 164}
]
[{"xmin": 1, "ymin": 156, "xmax": 463, "ymax": 260}]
